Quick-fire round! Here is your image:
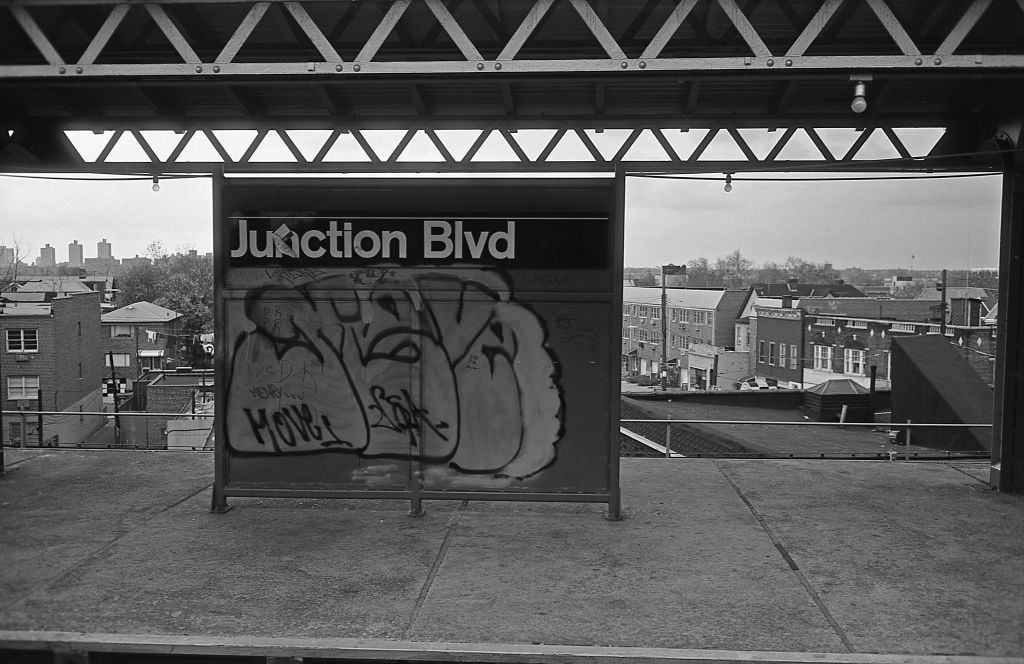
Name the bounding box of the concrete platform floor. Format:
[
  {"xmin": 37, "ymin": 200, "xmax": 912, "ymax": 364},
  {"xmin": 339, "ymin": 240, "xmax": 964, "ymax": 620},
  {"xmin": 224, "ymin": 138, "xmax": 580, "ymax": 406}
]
[{"xmin": 1, "ymin": 449, "xmax": 1022, "ymax": 663}]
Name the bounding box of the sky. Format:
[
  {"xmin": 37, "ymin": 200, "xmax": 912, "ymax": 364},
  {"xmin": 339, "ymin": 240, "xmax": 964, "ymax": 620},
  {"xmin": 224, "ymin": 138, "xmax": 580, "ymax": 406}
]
[
  {"xmin": 0, "ymin": 127, "xmax": 1004, "ymax": 270},
  {"xmin": 0, "ymin": 170, "xmax": 1002, "ymax": 272}
]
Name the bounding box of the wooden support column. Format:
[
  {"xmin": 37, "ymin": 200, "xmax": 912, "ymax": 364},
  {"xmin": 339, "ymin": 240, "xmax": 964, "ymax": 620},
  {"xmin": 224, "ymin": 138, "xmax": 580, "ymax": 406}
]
[{"xmin": 992, "ymin": 133, "xmax": 1024, "ymax": 493}]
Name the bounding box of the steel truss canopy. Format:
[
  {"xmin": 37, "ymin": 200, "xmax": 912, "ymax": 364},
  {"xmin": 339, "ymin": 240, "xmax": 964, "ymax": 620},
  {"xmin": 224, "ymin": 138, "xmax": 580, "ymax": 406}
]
[{"xmin": 2, "ymin": 0, "xmax": 1024, "ymax": 173}]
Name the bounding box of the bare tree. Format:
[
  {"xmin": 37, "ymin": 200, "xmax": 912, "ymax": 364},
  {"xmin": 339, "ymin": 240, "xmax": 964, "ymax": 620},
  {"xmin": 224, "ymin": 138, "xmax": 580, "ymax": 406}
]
[
  {"xmin": 0, "ymin": 236, "xmax": 30, "ymax": 291},
  {"xmin": 715, "ymin": 250, "xmax": 753, "ymax": 289}
]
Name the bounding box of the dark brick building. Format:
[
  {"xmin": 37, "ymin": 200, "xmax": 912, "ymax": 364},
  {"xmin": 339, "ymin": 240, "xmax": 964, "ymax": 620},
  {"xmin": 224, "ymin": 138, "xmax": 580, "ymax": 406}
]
[{"xmin": 1, "ymin": 291, "xmax": 104, "ymax": 445}]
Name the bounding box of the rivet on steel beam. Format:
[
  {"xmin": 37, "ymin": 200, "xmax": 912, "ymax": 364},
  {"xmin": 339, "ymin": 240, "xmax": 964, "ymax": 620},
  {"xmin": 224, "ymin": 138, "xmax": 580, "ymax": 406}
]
[
  {"xmin": 620, "ymin": 61, "xmax": 628, "ymax": 69},
  {"xmin": 59, "ymin": 66, "xmax": 66, "ymax": 74},
  {"xmin": 915, "ymin": 58, "xmax": 923, "ymax": 65},
  {"xmin": 75, "ymin": 66, "xmax": 83, "ymax": 74},
  {"xmin": 639, "ymin": 61, "xmax": 647, "ymax": 69},
  {"xmin": 353, "ymin": 64, "xmax": 361, "ymax": 72},
  {"xmin": 933, "ymin": 57, "xmax": 942, "ymax": 65},
  {"xmin": 766, "ymin": 58, "xmax": 774, "ymax": 67},
  {"xmin": 195, "ymin": 66, "xmax": 203, "ymax": 73},
  {"xmin": 336, "ymin": 64, "xmax": 343, "ymax": 72},
  {"xmin": 494, "ymin": 62, "xmax": 502, "ymax": 70},
  {"xmin": 477, "ymin": 62, "xmax": 484, "ymax": 70},
  {"xmin": 785, "ymin": 59, "xmax": 793, "ymax": 67},
  {"xmin": 213, "ymin": 65, "xmax": 220, "ymax": 73}
]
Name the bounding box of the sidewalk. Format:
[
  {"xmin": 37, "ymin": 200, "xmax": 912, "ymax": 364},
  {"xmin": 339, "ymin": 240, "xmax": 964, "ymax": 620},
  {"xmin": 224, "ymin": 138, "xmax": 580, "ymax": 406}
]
[{"xmin": 1, "ymin": 449, "xmax": 1021, "ymax": 662}]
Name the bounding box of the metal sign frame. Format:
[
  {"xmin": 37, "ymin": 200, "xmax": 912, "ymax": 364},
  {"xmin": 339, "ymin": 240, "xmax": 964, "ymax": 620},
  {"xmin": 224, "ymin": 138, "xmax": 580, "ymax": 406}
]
[{"xmin": 212, "ymin": 172, "xmax": 625, "ymax": 518}]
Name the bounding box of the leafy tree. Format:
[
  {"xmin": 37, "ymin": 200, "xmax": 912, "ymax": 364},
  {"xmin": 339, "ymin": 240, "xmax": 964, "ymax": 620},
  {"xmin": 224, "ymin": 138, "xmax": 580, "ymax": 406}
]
[
  {"xmin": 117, "ymin": 262, "xmax": 164, "ymax": 305},
  {"xmin": 155, "ymin": 253, "xmax": 213, "ymax": 333},
  {"xmin": 114, "ymin": 252, "xmax": 214, "ymax": 333}
]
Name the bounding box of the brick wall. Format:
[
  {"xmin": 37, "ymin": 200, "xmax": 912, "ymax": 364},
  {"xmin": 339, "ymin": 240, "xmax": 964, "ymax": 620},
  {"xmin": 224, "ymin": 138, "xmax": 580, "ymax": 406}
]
[
  {"xmin": 52, "ymin": 292, "xmax": 102, "ymax": 411},
  {"xmin": 144, "ymin": 381, "xmax": 201, "ymax": 448}
]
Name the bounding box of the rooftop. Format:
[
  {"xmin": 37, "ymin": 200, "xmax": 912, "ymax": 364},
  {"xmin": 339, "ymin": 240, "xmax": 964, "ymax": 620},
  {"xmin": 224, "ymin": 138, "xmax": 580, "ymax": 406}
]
[
  {"xmin": 101, "ymin": 301, "xmax": 180, "ymax": 323},
  {"xmin": 1, "ymin": 449, "xmax": 1021, "ymax": 663},
  {"xmin": 623, "ymin": 286, "xmax": 741, "ymax": 310}
]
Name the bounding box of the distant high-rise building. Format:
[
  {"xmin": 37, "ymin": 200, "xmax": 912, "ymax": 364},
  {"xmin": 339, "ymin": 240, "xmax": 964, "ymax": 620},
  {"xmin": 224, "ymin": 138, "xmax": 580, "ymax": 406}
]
[
  {"xmin": 0, "ymin": 245, "xmax": 14, "ymax": 267},
  {"xmin": 68, "ymin": 240, "xmax": 83, "ymax": 267},
  {"xmin": 97, "ymin": 238, "xmax": 112, "ymax": 260},
  {"xmin": 37, "ymin": 244, "xmax": 56, "ymax": 267}
]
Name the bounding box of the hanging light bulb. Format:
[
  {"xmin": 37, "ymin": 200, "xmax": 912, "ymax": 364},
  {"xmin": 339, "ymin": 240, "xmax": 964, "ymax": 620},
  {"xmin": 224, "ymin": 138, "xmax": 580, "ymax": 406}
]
[
  {"xmin": 724, "ymin": 173, "xmax": 733, "ymax": 192},
  {"xmin": 152, "ymin": 175, "xmax": 160, "ymax": 192},
  {"xmin": 851, "ymin": 81, "xmax": 867, "ymax": 113}
]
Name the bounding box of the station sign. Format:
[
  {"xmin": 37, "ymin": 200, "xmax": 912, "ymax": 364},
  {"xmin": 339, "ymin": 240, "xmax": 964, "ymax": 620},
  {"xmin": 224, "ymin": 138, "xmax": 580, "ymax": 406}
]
[{"xmin": 213, "ymin": 177, "xmax": 624, "ymax": 515}]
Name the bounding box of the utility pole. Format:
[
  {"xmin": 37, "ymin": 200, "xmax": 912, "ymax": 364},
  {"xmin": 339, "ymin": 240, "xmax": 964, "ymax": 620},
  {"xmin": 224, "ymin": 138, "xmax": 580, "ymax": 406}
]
[
  {"xmin": 661, "ymin": 264, "xmax": 685, "ymax": 391},
  {"xmin": 937, "ymin": 269, "xmax": 948, "ymax": 335}
]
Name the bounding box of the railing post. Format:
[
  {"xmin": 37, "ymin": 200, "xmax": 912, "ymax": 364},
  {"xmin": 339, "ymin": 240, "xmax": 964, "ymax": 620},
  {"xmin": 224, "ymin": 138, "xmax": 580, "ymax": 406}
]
[
  {"xmin": 19, "ymin": 405, "xmax": 28, "ymax": 448},
  {"xmin": 665, "ymin": 422, "xmax": 672, "ymax": 458},
  {"xmin": 905, "ymin": 419, "xmax": 912, "ymax": 462}
]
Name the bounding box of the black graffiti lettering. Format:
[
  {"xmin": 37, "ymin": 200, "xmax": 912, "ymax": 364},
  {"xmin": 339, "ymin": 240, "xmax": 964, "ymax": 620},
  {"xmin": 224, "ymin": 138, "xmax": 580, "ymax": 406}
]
[
  {"xmin": 271, "ymin": 410, "xmax": 297, "ymax": 447},
  {"xmin": 282, "ymin": 404, "xmax": 322, "ymax": 441},
  {"xmin": 244, "ymin": 407, "xmax": 280, "ymax": 452},
  {"xmin": 556, "ymin": 315, "xmax": 597, "ymax": 334},
  {"xmin": 245, "ymin": 404, "xmax": 354, "ymax": 450},
  {"xmin": 368, "ymin": 386, "xmax": 449, "ymax": 446},
  {"xmin": 249, "ymin": 383, "xmax": 304, "ymax": 400},
  {"xmin": 319, "ymin": 414, "xmax": 355, "ymax": 448}
]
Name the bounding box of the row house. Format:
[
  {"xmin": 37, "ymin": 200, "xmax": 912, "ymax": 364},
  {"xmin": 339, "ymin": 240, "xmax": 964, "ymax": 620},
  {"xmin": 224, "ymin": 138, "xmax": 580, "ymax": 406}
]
[
  {"xmin": 734, "ymin": 279, "xmax": 867, "ymax": 379},
  {"xmin": 0, "ymin": 291, "xmax": 105, "ymax": 445},
  {"xmin": 101, "ymin": 301, "xmax": 183, "ymax": 400},
  {"xmin": 751, "ymin": 297, "xmax": 997, "ymax": 389},
  {"xmin": 621, "ymin": 286, "xmax": 746, "ymax": 389}
]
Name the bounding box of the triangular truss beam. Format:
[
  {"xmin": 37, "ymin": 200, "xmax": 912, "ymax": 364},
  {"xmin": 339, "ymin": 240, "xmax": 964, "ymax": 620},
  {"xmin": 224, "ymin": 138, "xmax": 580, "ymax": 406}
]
[
  {"xmin": 3, "ymin": 0, "xmax": 1022, "ymax": 78},
  {"xmin": 59, "ymin": 125, "xmax": 952, "ymax": 173}
]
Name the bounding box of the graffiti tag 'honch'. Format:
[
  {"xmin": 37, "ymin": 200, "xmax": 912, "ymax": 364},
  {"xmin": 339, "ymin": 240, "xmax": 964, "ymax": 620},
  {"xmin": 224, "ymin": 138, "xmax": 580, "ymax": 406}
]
[{"xmin": 225, "ymin": 269, "xmax": 563, "ymax": 479}]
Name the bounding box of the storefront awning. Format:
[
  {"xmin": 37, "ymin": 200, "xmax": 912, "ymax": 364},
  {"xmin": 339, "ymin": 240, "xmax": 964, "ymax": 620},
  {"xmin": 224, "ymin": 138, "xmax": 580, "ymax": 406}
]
[{"xmin": 138, "ymin": 350, "xmax": 165, "ymax": 357}]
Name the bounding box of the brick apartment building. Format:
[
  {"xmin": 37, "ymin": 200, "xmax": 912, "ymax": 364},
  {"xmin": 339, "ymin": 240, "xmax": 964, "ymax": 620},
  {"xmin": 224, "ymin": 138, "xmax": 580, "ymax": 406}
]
[
  {"xmin": 0, "ymin": 291, "xmax": 105, "ymax": 445},
  {"xmin": 750, "ymin": 297, "xmax": 997, "ymax": 389},
  {"xmin": 621, "ymin": 286, "xmax": 747, "ymax": 389}
]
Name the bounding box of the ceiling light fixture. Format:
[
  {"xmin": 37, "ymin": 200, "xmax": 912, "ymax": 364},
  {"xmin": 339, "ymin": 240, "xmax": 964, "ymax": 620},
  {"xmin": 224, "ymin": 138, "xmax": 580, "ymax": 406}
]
[
  {"xmin": 724, "ymin": 173, "xmax": 733, "ymax": 192},
  {"xmin": 152, "ymin": 175, "xmax": 160, "ymax": 192},
  {"xmin": 851, "ymin": 81, "xmax": 867, "ymax": 113}
]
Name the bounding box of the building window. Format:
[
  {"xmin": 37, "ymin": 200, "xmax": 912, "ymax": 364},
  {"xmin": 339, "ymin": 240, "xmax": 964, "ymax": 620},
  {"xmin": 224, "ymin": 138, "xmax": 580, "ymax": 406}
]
[
  {"xmin": 758, "ymin": 340, "xmax": 766, "ymax": 364},
  {"xmin": 768, "ymin": 342, "xmax": 777, "ymax": 366},
  {"xmin": 814, "ymin": 317, "xmax": 835, "ymax": 327},
  {"xmin": 7, "ymin": 376, "xmax": 40, "ymax": 400},
  {"xmin": 78, "ymin": 363, "xmax": 83, "ymax": 379},
  {"xmin": 848, "ymin": 320, "xmax": 868, "ymax": 329},
  {"xmin": 844, "ymin": 348, "xmax": 866, "ymax": 376},
  {"xmin": 6, "ymin": 329, "xmax": 38, "ymax": 352},
  {"xmin": 779, "ymin": 343, "xmax": 787, "ymax": 367},
  {"xmin": 110, "ymin": 325, "xmax": 133, "ymax": 338},
  {"xmin": 790, "ymin": 344, "xmax": 799, "ymax": 369},
  {"xmin": 78, "ymin": 321, "xmax": 82, "ymax": 337},
  {"xmin": 813, "ymin": 345, "xmax": 833, "ymax": 371},
  {"xmin": 890, "ymin": 322, "xmax": 916, "ymax": 333},
  {"xmin": 106, "ymin": 353, "xmax": 132, "ymax": 367}
]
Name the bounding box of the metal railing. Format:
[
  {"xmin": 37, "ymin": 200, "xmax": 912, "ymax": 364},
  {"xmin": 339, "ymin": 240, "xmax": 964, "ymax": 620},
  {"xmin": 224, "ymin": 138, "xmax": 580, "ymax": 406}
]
[
  {"xmin": 620, "ymin": 419, "xmax": 994, "ymax": 461},
  {"xmin": 2, "ymin": 410, "xmax": 994, "ymax": 461}
]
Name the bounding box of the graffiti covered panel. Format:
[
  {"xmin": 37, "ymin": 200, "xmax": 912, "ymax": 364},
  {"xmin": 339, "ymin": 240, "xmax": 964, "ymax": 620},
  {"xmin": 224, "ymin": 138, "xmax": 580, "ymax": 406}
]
[{"xmin": 216, "ymin": 178, "xmax": 619, "ymax": 499}]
